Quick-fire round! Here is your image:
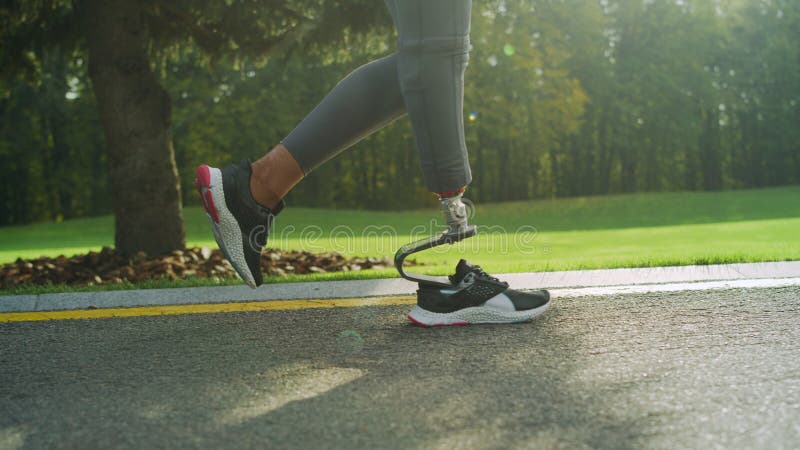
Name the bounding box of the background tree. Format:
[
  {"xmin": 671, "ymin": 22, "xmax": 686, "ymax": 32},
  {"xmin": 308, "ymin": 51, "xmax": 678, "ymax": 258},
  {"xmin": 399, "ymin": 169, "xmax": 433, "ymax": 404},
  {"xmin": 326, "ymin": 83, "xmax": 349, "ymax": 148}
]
[
  {"xmin": 1, "ymin": 0, "xmax": 798, "ymax": 230},
  {"xmin": 0, "ymin": 0, "xmax": 388, "ymax": 255}
]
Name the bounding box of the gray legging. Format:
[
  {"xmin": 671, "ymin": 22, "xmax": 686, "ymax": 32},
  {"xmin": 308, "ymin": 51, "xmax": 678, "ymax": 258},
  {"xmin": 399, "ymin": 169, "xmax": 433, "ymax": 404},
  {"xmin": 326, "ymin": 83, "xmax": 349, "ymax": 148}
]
[{"xmin": 282, "ymin": 0, "xmax": 473, "ymax": 194}]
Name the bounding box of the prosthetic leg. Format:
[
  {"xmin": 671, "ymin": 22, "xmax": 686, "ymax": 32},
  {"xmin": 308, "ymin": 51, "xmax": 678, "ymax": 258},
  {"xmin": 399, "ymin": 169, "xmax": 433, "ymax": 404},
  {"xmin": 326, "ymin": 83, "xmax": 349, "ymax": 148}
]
[
  {"xmin": 397, "ymin": 194, "xmax": 552, "ymax": 326},
  {"xmin": 394, "ymin": 194, "xmax": 477, "ymax": 288}
]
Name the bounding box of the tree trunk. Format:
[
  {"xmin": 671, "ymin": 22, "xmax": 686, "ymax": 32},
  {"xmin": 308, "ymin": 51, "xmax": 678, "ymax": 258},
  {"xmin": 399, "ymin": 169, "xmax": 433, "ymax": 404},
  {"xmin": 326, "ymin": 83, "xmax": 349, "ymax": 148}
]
[
  {"xmin": 620, "ymin": 145, "xmax": 637, "ymax": 193},
  {"xmin": 700, "ymin": 108, "xmax": 722, "ymax": 191},
  {"xmin": 83, "ymin": 0, "xmax": 185, "ymax": 256},
  {"xmin": 39, "ymin": 47, "xmax": 71, "ymax": 220},
  {"xmin": 597, "ymin": 113, "xmax": 612, "ymax": 194}
]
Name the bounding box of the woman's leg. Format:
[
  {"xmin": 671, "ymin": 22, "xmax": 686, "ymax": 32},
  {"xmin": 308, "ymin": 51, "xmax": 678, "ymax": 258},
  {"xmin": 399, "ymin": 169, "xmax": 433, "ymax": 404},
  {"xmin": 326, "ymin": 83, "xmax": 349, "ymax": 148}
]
[
  {"xmin": 198, "ymin": 1, "xmax": 474, "ymax": 287},
  {"xmin": 280, "ymin": 53, "xmax": 407, "ymax": 174},
  {"xmin": 389, "ymin": 0, "xmax": 473, "ymax": 194},
  {"xmin": 248, "ymin": 54, "xmax": 406, "ymax": 209},
  {"xmin": 253, "ymin": 0, "xmax": 473, "ymax": 205}
]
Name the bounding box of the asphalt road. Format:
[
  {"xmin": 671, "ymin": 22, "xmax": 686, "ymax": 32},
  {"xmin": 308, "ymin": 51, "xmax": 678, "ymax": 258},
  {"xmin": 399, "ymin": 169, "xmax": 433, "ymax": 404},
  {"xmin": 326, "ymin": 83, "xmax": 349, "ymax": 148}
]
[{"xmin": 1, "ymin": 286, "xmax": 799, "ymax": 449}]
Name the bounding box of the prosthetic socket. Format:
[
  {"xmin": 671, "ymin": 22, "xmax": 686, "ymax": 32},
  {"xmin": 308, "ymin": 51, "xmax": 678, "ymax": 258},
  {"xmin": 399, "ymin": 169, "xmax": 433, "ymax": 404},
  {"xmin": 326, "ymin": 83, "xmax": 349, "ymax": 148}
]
[{"xmin": 440, "ymin": 193, "xmax": 470, "ymax": 233}]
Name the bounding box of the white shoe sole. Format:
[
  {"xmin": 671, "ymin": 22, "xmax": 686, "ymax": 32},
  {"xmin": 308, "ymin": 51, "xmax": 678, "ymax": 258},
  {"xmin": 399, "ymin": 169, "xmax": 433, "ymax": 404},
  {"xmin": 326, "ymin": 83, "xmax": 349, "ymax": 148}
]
[
  {"xmin": 407, "ymin": 299, "xmax": 550, "ymax": 327},
  {"xmin": 195, "ymin": 165, "xmax": 258, "ymax": 288}
]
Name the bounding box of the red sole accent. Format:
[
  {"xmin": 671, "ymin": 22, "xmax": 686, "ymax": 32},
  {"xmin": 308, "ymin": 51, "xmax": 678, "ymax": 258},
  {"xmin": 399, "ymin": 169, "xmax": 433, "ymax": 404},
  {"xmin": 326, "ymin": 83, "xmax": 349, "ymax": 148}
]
[
  {"xmin": 195, "ymin": 165, "xmax": 220, "ymax": 224},
  {"xmin": 407, "ymin": 315, "xmax": 470, "ymax": 328}
]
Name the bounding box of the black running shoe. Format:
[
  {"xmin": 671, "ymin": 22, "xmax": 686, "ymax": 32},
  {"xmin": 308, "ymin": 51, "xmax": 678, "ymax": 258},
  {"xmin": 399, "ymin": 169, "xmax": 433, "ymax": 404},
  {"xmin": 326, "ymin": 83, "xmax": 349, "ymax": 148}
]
[
  {"xmin": 195, "ymin": 160, "xmax": 283, "ymax": 288},
  {"xmin": 408, "ymin": 259, "xmax": 550, "ymax": 326}
]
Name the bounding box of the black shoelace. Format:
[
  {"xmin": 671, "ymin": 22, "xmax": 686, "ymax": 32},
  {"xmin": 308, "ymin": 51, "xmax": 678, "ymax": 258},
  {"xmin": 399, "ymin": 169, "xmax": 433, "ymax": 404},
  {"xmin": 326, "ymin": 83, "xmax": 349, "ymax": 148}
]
[{"xmin": 470, "ymin": 265, "xmax": 506, "ymax": 285}]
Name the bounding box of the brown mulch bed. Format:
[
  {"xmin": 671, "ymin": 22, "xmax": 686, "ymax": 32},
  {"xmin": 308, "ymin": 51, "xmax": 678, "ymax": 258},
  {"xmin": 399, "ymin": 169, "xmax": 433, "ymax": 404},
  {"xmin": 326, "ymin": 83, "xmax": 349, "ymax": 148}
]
[{"xmin": 0, "ymin": 247, "xmax": 406, "ymax": 289}]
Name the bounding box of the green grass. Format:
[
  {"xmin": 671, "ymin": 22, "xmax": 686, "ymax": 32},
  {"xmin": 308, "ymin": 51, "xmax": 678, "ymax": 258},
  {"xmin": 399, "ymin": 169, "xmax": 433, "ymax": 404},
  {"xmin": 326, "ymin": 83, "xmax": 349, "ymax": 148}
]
[{"xmin": 2, "ymin": 185, "xmax": 799, "ymax": 295}]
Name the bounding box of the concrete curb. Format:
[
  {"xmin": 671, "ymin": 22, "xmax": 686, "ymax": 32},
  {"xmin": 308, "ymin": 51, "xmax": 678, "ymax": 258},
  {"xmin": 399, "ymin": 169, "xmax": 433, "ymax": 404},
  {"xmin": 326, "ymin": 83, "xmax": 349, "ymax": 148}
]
[{"xmin": 2, "ymin": 261, "xmax": 799, "ymax": 313}]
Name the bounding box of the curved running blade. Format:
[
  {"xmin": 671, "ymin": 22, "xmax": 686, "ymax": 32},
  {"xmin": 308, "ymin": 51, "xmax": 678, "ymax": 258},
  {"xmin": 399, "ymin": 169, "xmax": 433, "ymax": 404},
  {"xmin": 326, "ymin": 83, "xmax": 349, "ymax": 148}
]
[{"xmin": 394, "ymin": 226, "xmax": 477, "ymax": 287}]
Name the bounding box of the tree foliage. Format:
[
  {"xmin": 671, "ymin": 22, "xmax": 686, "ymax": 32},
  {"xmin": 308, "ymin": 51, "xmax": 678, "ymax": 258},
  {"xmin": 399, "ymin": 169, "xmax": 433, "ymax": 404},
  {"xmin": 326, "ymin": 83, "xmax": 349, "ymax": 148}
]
[{"xmin": 1, "ymin": 0, "xmax": 798, "ymax": 226}]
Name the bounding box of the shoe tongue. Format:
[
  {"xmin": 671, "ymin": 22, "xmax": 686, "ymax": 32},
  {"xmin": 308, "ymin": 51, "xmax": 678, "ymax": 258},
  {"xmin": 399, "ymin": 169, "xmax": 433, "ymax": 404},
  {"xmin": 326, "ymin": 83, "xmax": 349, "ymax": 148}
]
[{"xmin": 449, "ymin": 259, "xmax": 475, "ymax": 285}]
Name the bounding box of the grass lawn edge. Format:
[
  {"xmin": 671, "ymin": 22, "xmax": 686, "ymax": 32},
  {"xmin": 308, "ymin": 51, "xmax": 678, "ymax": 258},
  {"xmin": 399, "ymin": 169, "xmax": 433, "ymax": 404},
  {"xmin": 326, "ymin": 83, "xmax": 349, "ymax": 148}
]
[{"xmin": 3, "ymin": 254, "xmax": 798, "ymax": 297}]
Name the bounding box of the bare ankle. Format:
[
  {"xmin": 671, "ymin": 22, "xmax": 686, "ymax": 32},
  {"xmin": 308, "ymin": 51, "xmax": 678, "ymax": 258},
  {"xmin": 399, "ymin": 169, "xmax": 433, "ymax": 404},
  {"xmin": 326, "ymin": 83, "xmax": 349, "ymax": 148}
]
[
  {"xmin": 249, "ymin": 144, "xmax": 304, "ymax": 209},
  {"xmin": 249, "ymin": 171, "xmax": 281, "ymax": 209}
]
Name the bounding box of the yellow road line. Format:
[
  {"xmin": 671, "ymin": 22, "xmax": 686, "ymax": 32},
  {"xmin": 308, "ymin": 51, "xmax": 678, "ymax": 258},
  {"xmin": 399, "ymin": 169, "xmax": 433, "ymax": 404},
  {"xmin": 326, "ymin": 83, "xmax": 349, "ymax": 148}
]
[{"xmin": 0, "ymin": 296, "xmax": 417, "ymax": 323}]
